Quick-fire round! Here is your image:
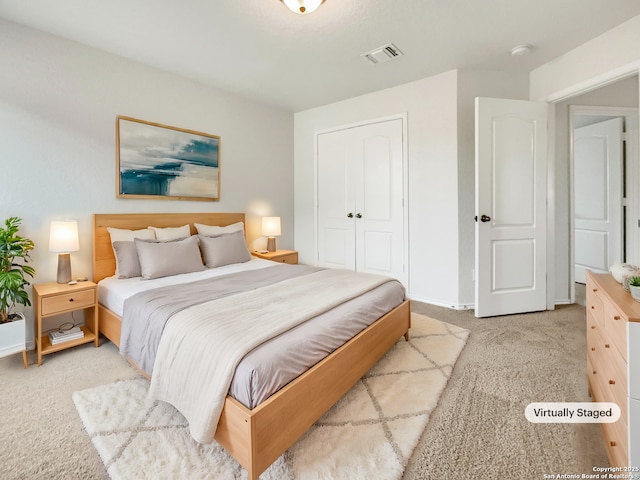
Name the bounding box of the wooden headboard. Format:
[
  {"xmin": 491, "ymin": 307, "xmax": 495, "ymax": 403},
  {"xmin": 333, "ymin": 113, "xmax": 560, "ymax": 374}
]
[{"xmin": 92, "ymin": 212, "xmax": 246, "ymax": 283}]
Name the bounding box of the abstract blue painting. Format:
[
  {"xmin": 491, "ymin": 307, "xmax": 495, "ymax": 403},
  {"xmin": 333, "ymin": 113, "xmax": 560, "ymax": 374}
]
[{"xmin": 117, "ymin": 116, "xmax": 220, "ymax": 200}]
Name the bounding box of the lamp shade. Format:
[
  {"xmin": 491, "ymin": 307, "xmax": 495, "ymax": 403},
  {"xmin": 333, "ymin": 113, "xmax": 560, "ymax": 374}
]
[
  {"xmin": 49, "ymin": 220, "xmax": 79, "ymax": 253},
  {"xmin": 262, "ymin": 217, "xmax": 281, "ymax": 237},
  {"xmin": 281, "ymin": 0, "xmax": 325, "ymax": 14}
]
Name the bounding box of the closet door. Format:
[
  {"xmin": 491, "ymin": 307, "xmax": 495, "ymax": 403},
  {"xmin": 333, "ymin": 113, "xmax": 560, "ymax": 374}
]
[
  {"xmin": 317, "ymin": 118, "xmax": 405, "ymax": 283},
  {"xmin": 317, "ymin": 128, "xmax": 357, "ymax": 270}
]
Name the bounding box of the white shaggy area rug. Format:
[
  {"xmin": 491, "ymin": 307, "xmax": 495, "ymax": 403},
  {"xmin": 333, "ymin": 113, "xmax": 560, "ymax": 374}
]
[{"xmin": 72, "ymin": 313, "xmax": 468, "ymax": 480}]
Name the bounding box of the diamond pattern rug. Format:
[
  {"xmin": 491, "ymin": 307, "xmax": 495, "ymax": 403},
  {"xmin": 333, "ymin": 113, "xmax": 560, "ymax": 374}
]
[{"xmin": 72, "ymin": 313, "xmax": 468, "ymax": 480}]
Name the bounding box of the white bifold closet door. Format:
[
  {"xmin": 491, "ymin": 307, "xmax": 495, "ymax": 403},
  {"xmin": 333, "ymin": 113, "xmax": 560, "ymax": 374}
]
[{"xmin": 317, "ymin": 118, "xmax": 405, "ymax": 284}]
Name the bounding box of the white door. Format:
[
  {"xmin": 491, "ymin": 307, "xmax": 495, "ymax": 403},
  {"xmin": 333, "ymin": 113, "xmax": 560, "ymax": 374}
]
[
  {"xmin": 317, "ymin": 118, "xmax": 405, "ymax": 284},
  {"xmin": 574, "ymin": 118, "xmax": 623, "ymax": 283},
  {"xmin": 475, "ymin": 97, "xmax": 548, "ymax": 318}
]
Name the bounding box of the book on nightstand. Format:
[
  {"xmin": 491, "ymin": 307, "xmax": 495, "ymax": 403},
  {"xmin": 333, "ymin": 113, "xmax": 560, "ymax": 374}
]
[{"xmin": 49, "ymin": 326, "xmax": 84, "ymax": 345}]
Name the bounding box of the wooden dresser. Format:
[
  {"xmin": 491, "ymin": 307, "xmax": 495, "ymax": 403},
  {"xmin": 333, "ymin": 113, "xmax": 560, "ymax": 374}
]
[{"xmin": 585, "ymin": 271, "xmax": 639, "ymax": 468}]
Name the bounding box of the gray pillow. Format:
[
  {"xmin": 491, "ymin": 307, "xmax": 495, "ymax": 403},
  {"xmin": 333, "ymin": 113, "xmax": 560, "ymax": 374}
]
[
  {"xmin": 198, "ymin": 231, "xmax": 251, "ymax": 268},
  {"xmin": 112, "ymin": 241, "xmax": 142, "ymax": 279},
  {"xmin": 134, "ymin": 236, "xmax": 205, "ymax": 280}
]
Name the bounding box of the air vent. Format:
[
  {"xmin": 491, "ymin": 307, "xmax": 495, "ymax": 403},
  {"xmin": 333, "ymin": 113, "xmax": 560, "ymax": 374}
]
[{"xmin": 361, "ymin": 43, "xmax": 404, "ymax": 65}]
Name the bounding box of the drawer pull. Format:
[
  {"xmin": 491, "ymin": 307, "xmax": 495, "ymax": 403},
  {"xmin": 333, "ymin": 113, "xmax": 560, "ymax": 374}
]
[
  {"xmin": 605, "ymin": 344, "xmax": 610, "ymax": 349},
  {"xmin": 609, "ymin": 379, "xmax": 616, "ymax": 385},
  {"xmin": 591, "ymin": 306, "xmax": 595, "ymax": 310},
  {"xmin": 591, "ymin": 326, "xmax": 596, "ymax": 330},
  {"xmin": 613, "ymin": 315, "xmax": 621, "ymax": 321},
  {"xmin": 610, "ymin": 441, "xmax": 616, "ymax": 447},
  {"xmin": 593, "ymin": 370, "xmax": 597, "ymax": 375},
  {"xmin": 593, "ymin": 288, "xmax": 598, "ymax": 292},
  {"xmin": 69, "ymin": 298, "xmax": 74, "ymax": 302},
  {"xmin": 591, "ymin": 347, "xmax": 596, "ymax": 351}
]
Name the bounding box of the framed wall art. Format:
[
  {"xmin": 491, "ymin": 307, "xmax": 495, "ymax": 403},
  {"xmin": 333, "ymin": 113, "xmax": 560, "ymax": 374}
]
[{"xmin": 116, "ymin": 116, "xmax": 220, "ymax": 201}]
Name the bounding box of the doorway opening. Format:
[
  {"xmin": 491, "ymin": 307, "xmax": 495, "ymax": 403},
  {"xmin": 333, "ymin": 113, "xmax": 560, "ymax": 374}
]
[{"xmin": 568, "ymin": 76, "xmax": 639, "ymax": 304}]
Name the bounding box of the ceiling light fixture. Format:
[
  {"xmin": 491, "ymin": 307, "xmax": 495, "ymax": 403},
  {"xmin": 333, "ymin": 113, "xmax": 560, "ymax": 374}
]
[
  {"xmin": 280, "ymin": 0, "xmax": 325, "ymax": 15},
  {"xmin": 510, "ymin": 44, "xmax": 532, "ymax": 57}
]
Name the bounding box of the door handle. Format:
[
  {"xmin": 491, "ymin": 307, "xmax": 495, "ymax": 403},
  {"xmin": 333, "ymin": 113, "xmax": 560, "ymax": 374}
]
[
  {"xmin": 480, "ymin": 214, "xmax": 491, "ymax": 222},
  {"xmin": 347, "ymin": 213, "xmax": 354, "ymax": 218},
  {"xmin": 355, "ymin": 213, "xmax": 362, "ymax": 219}
]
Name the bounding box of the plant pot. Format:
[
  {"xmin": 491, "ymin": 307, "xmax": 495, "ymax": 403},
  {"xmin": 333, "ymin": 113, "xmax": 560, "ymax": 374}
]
[
  {"xmin": 630, "ymin": 285, "xmax": 640, "ymax": 302},
  {"xmin": 0, "ymin": 312, "xmax": 26, "ymax": 359}
]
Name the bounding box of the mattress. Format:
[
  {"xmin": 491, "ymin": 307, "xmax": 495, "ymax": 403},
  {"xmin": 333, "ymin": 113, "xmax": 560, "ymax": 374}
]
[{"xmin": 98, "ymin": 259, "xmax": 406, "ymax": 409}]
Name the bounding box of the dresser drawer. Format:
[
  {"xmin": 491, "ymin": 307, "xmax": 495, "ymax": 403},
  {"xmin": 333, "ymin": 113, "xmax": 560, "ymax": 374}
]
[
  {"xmin": 599, "ymin": 349, "xmax": 628, "ymax": 424},
  {"xmin": 586, "ymin": 285, "xmax": 605, "ymax": 330},
  {"xmin": 604, "ymin": 302, "xmax": 628, "ymax": 362},
  {"xmin": 41, "ymin": 288, "xmax": 95, "ymax": 316},
  {"xmin": 601, "ymin": 419, "xmax": 629, "ymax": 468}
]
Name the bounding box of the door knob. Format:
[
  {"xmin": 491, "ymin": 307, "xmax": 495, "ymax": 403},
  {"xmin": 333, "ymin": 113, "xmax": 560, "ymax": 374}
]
[
  {"xmin": 347, "ymin": 213, "xmax": 354, "ymax": 218},
  {"xmin": 355, "ymin": 213, "xmax": 362, "ymax": 219},
  {"xmin": 480, "ymin": 214, "xmax": 491, "ymax": 222}
]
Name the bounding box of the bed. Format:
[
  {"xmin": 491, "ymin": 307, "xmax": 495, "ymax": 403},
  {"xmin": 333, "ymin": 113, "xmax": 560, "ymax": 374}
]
[{"xmin": 92, "ymin": 212, "xmax": 411, "ymax": 480}]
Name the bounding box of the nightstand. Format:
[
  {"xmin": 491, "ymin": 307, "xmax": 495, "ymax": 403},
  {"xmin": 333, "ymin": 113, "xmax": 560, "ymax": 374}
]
[
  {"xmin": 33, "ymin": 281, "xmax": 99, "ymax": 366},
  {"xmin": 251, "ymin": 250, "xmax": 298, "ymax": 264}
]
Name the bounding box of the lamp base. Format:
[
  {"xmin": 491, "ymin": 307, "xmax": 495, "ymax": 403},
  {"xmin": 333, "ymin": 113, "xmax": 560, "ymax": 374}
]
[
  {"xmin": 266, "ymin": 237, "xmax": 276, "ymax": 252},
  {"xmin": 57, "ymin": 253, "xmax": 72, "ymax": 284}
]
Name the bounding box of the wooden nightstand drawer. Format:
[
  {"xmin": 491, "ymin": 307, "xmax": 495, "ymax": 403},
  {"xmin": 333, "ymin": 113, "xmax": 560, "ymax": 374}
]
[
  {"xmin": 274, "ymin": 252, "xmax": 298, "ymax": 264},
  {"xmin": 41, "ymin": 288, "xmax": 95, "ymax": 316}
]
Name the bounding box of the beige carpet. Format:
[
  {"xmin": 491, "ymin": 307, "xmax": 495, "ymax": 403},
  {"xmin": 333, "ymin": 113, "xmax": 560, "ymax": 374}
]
[
  {"xmin": 0, "ymin": 302, "xmax": 608, "ymax": 480},
  {"xmin": 71, "ymin": 314, "xmax": 468, "ymax": 480}
]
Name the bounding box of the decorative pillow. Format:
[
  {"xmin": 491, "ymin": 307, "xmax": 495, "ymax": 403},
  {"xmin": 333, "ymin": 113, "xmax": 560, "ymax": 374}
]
[
  {"xmin": 107, "ymin": 227, "xmax": 156, "ymax": 277},
  {"xmin": 198, "ymin": 230, "xmax": 251, "ymax": 268},
  {"xmin": 134, "ymin": 236, "xmax": 205, "ymax": 280},
  {"xmin": 148, "ymin": 224, "xmax": 191, "ymax": 241},
  {"xmin": 112, "ymin": 241, "xmax": 142, "ymax": 279},
  {"xmin": 194, "ymin": 221, "xmax": 244, "ymax": 236}
]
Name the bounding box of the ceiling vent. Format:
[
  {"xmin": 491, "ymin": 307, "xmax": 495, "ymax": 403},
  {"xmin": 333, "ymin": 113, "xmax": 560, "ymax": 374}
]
[{"xmin": 361, "ymin": 43, "xmax": 403, "ymax": 65}]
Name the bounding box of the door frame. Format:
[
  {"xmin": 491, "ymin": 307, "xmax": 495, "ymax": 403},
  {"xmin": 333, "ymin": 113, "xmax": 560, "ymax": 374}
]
[
  {"xmin": 568, "ymin": 105, "xmax": 639, "ymax": 303},
  {"xmin": 539, "ymin": 65, "xmax": 639, "ymax": 307},
  {"xmin": 313, "ymin": 112, "xmax": 410, "ymax": 288}
]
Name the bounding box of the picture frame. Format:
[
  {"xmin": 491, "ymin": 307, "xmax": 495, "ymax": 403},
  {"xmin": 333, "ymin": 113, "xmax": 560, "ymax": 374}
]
[{"xmin": 116, "ymin": 116, "xmax": 220, "ymax": 201}]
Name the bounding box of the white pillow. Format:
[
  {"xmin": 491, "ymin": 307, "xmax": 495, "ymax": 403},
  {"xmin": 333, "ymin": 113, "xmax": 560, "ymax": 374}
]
[
  {"xmin": 107, "ymin": 227, "xmax": 156, "ymax": 242},
  {"xmin": 148, "ymin": 224, "xmax": 190, "ymax": 241},
  {"xmin": 194, "ymin": 221, "xmax": 244, "ymax": 236},
  {"xmin": 107, "ymin": 227, "xmax": 156, "ymax": 277}
]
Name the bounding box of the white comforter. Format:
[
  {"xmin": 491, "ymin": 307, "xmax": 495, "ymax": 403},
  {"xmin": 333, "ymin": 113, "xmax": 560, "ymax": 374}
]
[{"xmin": 147, "ymin": 268, "xmax": 393, "ymax": 444}]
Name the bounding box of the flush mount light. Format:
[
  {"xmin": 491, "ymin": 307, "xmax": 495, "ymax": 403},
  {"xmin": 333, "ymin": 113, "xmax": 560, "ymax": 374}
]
[
  {"xmin": 280, "ymin": 0, "xmax": 325, "ymax": 14},
  {"xmin": 510, "ymin": 44, "xmax": 532, "ymax": 56}
]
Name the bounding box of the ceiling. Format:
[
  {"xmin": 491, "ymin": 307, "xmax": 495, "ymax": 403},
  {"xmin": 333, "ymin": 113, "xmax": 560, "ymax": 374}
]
[{"xmin": 1, "ymin": 0, "xmax": 639, "ymax": 112}]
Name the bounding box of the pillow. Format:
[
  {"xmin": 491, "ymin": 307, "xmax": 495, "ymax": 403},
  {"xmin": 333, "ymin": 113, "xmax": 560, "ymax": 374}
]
[
  {"xmin": 112, "ymin": 241, "xmax": 142, "ymax": 279},
  {"xmin": 107, "ymin": 227, "xmax": 156, "ymax": 277},
  {"xmin": 198, "ymin": 230, "xmax": 251, "ymax": 268},
  {"xmin": 134, "ymin": 236, "xmax": 205, "ymax": 280},
  {"xmin": 148, "ymin": 224, "xmax": 190, "ymax": 241},
  {"xmin": 194, "ymin": 221, "xmax": 244, "ymax": 236}
]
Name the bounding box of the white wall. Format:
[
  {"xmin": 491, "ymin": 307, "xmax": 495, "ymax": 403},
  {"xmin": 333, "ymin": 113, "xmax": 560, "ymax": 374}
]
[
  {"xmin": 294, "ymin": 69, "xmax": 528, "ymax": 307},
  {"xmin": 294, "ymin": 71, "xmax": 460, "ymax": 306},
  {"xmin": 530, "ymin": 15, "xmax": 640, "ymax": 102},
  {"xmin": 0, "ymin": 19, "xmax": 294, "ymax": 342}
]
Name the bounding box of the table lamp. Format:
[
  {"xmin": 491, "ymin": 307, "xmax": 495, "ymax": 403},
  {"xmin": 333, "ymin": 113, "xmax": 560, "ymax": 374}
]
[
  {"xmin": 49, "ymin": 220, "xmax": 79, "ymax": 284},
  {"xmin": 262, "ymin": 217, "xmax": 281, "ymax": 252}
]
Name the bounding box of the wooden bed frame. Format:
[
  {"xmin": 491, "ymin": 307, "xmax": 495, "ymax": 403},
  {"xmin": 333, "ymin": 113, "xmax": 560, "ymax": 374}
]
[{"xmin": 92, "ymin": 212, "xmax": 411, "ymax": 480}]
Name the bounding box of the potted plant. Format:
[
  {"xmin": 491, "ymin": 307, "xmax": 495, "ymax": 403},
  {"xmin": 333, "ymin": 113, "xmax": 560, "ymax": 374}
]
[
  {"xmin": 0, "ymin": 217, "xmax": 35, "ymax": 361},
  {"xmin": 628, "ymin": 275, "xmax": 640, "ymax": 302}
]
